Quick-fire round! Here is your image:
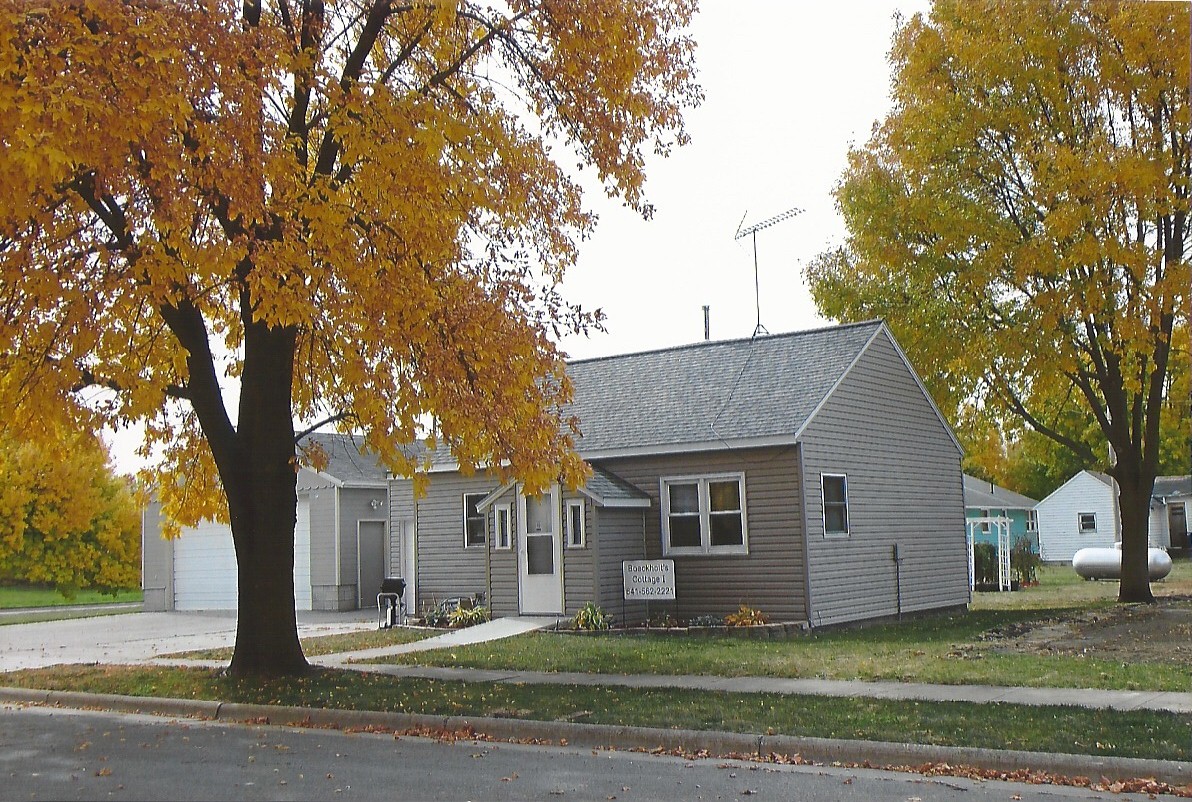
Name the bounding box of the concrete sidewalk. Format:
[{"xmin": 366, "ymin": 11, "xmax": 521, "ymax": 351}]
[{"xmin": 317, "ymin": 616, "xmax": 559, "ymax": 665}]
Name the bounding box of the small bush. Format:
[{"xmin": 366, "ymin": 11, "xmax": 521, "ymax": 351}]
[
  {"xmin": 572, "ymin": 602, "xmax": 612, "ymax": 631},
  {"xmin": 449, "ymin": 604, "xmax": 489, "ymax": 628},
  {"xmin": 688, "ymin": 614, "xmax": 723, "ymax": 627},
  {"xmin": 646, "ymin": 611, "xmax": 681, "ymax": 628},
  {"xmin": 973, "ymin": 542, "xmax": 998, "ymax": 586},
  {"xmin": 724, "ymin": 604, "xmax": 769, "ymax": 627},
  {"xmin": 1011, "ymin": 537, "xmax": 1041, "ymax": 585}
]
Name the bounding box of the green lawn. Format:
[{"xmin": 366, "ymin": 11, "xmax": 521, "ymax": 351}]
[
  {"xmin": 170, "ymin": 626, "xmax": 435, "ymax": 660},
  {"xmin": 0, "ymin": 584, "xmax": 142, "ymax": 610},
  {"xmin": 2, "ymin": 664, "xmax": 1186, "ymax": 763},
  {"xmin": 349, "ymin": 563, "xmax": 1192, "ymax": 692}
]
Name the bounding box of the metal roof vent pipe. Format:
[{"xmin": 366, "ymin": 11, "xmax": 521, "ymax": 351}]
[{"xmin": 703, "ymin": 305, "xmax": 710, "ymax": 341}]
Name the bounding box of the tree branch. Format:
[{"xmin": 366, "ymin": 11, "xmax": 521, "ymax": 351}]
[{"xmin": 293, "ymin": 411, "xmax": 357, "ymax": 444}]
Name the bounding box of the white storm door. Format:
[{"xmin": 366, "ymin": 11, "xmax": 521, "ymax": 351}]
[{"xmin": 517, "ymin": 486, "xmax": 563, "ymax": 615}]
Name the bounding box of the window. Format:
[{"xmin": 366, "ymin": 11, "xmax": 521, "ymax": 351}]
[
  {"xmin": 822, "ymin": 474, "xmax": 850, "ymax": 536},
  {"xmin": 660, "ymin": 474, "xmax": 747, "ymax": 555},
  {"xmin": 565, "ymin": 499, "xmax": 585, "ymax": 548},
  {"xmin": 494, "ymin": 503, "xmax": 512, "ymax": 550},
  {"xmin": 979, "ymin": 508, "xmax": 991, "ymax": 534},
  {"xmin": 463, "ymin": 493, "xmax": 487, "ymax": 547},
  {"xmin": 1078, "ymin": 512, "xmax": 1097, "ymax": 533},
  {"xmin": 1026, "ymin": 509, "xmax": 1038, "ymax": 532}
]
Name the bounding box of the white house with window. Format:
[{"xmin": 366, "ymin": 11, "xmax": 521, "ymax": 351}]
[
  {"xmin": 387, "ymin": 320, "xmax": 969, "ymax": 628},
  {"xmin": 1036, "ymin": 470, "xmax": 1190, "ymax": 563}
]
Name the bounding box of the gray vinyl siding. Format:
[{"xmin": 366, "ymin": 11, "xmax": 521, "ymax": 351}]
[
  {"xmin": 307, "ymin": 486, "xmax": 342, "ymax": 610},
  {"xmin": 594, "ymin": 506, "xmax": 650, "ymax": 624},
  {"xmin": 487, "ymin": 486, "xmax": 519, "ymax": 617},
  {"xmin": 596, "ymin": 447, "xmax": 807, "ymax": 623},
  {"xmin": 388, "ymin": 479, "xmax": 417, "ymax": 611},
  {"xmin": 800, "ymin": 330, "xmax": 968, "ymax": 627},
  {"xmin": 562, "ymin": 492, "xmax": 597, "ymax": 615},
  {"xmin": 410, "ymin": 472, "xmax": 498, "ymax": 610}
]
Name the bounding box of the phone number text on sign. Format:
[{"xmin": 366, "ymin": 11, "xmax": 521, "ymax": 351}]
[{"xmin": 622, "ymin": 559, "xmax": 676, "ymax": 600}]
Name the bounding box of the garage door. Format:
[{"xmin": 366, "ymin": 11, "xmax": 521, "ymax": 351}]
[{"xmin": 174, "ymin": 498, "xmax": 313, "ymax": 611}]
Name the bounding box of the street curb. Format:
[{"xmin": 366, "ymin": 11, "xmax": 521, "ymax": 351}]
[{"xmin": 2, "ymin": 686, "xmax": 1189, "ymax": 786}]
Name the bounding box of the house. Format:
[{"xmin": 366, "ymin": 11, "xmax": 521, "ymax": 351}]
[
  {"xmin": 1150, "ymin": 476, "xmax": 1191, "ymax": 555},
  {"xmin": 388, "ymin": 320, "xmax": 971, "ymax": 628},
  {"xmin": 141, "ymin": 433, "xmax": 389, "ymax": 612},
  {"xmin": 962, "ymin": 474, "xmax": 1038, "ymax": 553},
  {"xmin": 1036, "ymin": 470, "xmax": 1190, "ymax": 563}
]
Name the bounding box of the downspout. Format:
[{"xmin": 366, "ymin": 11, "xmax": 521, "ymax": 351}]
[{"xmin": 797, "ymin": 443, "xmax": 815, "ymax": 628}]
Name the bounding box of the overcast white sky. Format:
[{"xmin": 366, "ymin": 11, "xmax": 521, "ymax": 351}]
[
  {"xmin": 105, "ymin": 2, "xmax": 932, "ymax": 473},
  {"xmin": 557, "ymin": 1, "xmax": 932, "ymax": 361}
]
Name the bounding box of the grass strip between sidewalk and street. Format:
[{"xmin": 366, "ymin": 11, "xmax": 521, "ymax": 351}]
[
  {"xmin": 2, "ymin": 664, "xmax": 1188, "ymax": 763},
  {"xmin": 0, "ymin": 586, "xmax": 142, "ymax": 609}
]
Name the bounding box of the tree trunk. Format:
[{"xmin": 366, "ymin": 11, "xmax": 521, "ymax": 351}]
[
  {"xmin": 1113, "ymin": 461, "xmax": 1156, "ymax": 604},
  {"xmin": 223, "ymin": 322, "xmax": 309, "ymax": 677}
]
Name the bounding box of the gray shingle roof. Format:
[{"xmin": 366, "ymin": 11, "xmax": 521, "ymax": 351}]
[
  {"xmin": 583, "ymin": 464, "xmax": 651, "ymax": 507},
  {"xmin": 565, "ymin": 320, "xmax": 885, "ymax": 456},
  {"xmin": 1153, "ymin": 475, "xmax": 1191, "ymax": 498},
  {"xmin": 298, "ymin": 432, "xmax": 388, "ymax": 486},
  {"xmin": 962, "ymin": 474, "xmax": 1037, "ymax": 511}
]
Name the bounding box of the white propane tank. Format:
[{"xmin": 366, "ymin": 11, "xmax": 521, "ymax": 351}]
[{"xmin": 1072, "ymin": 546, "xmax": 1173, "ymax": 581}]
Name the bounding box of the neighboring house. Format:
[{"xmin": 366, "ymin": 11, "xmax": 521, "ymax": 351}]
[
  {"xmin": 389, "ymin": 320, "xmax": 971, "ymax": 629},
  {"xmin": 1036, "ymin": 470, "xmax": 1190, "ymax": 563},
  {"xmin": 142, "ymin": 433, "xmax": 389, "ymax": 612},
  {"xmin": 962, "ymin": 474, "xmax": 1039, "ymax": 553},
  {"xmin": 1150, "ymin": 475, "xmax": 1191, "ymax": 554}
]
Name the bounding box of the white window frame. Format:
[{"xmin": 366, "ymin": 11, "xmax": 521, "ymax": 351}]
[
  {"xmin": 821, "ymin": 473, "xmax": 850, "ymax": 538},
  {"xmin": 1078, "ymin": 512, "xmax": 1097, "ymax": 534},
  {"xmin": 494, "ymin": 502, "xmax": 512, "ymax": 550},
  {"xmin": 1026, "ymin": 509, "xmax": 1039, "ymax": 532},
  {"xmin": 463, "ymin": 493, "xmax": 487, "ymax": 548},
  {"xmin": 564, "ymin": 499, "xmax": 586, "ymax": 549},
  {"xmin": 979, "ymin": 508, "xmax": 991, "ymax": 534},
  {"xmin": 659, "ymin": 472, "xmax": 748, "ymax": 556}
]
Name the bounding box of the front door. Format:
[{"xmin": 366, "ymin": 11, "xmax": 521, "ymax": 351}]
[
  {"xmin": 1169, "ymin": 503, "xmax": 1189, "ymax": 549},
  {"xmin": 517, "ymin": 486, "xmax": 564, "ymax": 614}
]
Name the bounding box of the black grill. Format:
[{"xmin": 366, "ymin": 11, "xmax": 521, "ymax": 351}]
[{"xmin": 380, "ymin": 577, "xmax": 406, "ymax": 596}]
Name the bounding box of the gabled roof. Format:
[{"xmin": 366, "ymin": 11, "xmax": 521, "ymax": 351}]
[
  {"xmin": 564, "ymin": 319, "xmax": 956, "ymax": 458},
  {"xmin": 962, "ymin": 474, "xmax": 1037, "ymax": 511},
  {"xmin": 1153, "ymin": 475, "xmax": 1192, "ymax": 499},
  {"xmin": 475, "ymin": 464, "xmax": 651, "ymax": 511},
  {"xmin": 297, "ymin": 432, "xmax": 389, "ymax": 489}
]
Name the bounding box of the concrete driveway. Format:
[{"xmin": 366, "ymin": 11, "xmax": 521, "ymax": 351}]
[{"xmin": 0, "ymin": 610, "xmax": 374, "ymax": 672}]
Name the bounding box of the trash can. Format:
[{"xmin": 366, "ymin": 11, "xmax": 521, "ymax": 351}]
[{"xmin": 377, "ymin": 577, "xmax": 406, "ymax": 629}]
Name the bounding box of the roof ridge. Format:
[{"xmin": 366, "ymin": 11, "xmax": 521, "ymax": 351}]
[{"xmin": 565, "ymin": 319, "xmax": 884, "ymax": 366}]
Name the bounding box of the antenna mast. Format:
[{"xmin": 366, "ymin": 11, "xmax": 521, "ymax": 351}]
[{"xmin": 734, "ymin": 206, "xmax": 803, "ymax": 336}]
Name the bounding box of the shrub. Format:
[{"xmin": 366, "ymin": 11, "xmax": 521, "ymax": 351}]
[
  {"xmin": 972, "ymin": 542, "xmax": 998, "ymax": 586},
  {"xmin": 449, "ymin": 604, "xmax": 489, "ymax": 628},
  {"xmin": 688, "ymin": 614, "xmax": 723, "ymax": 627},
  {"xmin": 1011, "ymin": 536, "xmax": 1041, "ymax": 585},
  {"xmin": 572, "ymin": 602, "xmax": 612, "ymax": 631},
  {"xmin": 724, "ymin": 604, "xmax": 769, "ymax": 627},
  {"xmin": 646, "ymin": 611, "xmax": 681, "ymax": 628}
]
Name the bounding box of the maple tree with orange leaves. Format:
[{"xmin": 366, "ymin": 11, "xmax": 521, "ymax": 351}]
[{"xmin": 0, "ymin": 0, "xmax": 700, "ymax": 676}]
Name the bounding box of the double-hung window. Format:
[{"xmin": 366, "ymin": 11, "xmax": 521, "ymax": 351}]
[
  {"xmin": 1078, "ymin": 512, "xmax": 1097, "ymax": 534},
  {"xmin": 660, "ymin": 473, "xmax": 747, "ymax": 555},
  {"xmin": 822, "ymin": 474, "xmax": 850, "ymax": 537},
  {"xmin": 463, "ymin": 493, "xmax": 487, "ymax": 547}
]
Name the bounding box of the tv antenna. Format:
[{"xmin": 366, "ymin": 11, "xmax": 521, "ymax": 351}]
[{"xmin": 734, "ymin": 206, "xmax": 803, "ymax": 336}]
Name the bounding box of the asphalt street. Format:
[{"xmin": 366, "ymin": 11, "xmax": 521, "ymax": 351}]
[{"xmin": 0, "ymin": 703, "xmax": 1168, "ymax": 802}]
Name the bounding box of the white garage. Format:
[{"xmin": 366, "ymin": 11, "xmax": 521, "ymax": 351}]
[{"xmin": 173, "ymin": 498, "xmax": 312, "ymax": 611}]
